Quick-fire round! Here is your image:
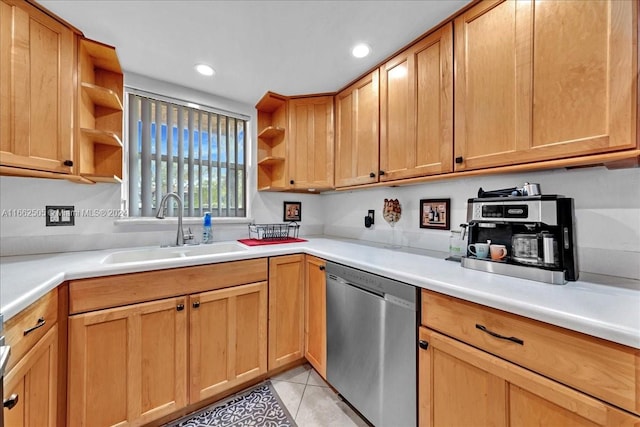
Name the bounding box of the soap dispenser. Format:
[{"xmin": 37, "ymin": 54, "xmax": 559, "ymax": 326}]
[{"xmin": 202, "ymin": 212, "xmax": 212, "ymax": 244}]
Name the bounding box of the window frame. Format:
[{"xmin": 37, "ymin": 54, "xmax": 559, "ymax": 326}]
[{"xmin": 123, "ymin": 88, "xmax": 250, "ymax": 219}]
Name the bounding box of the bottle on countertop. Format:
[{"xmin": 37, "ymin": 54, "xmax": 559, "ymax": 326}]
[{"xmin": 202, "ymin": 212, "xmax": 212, "ymax": 244}]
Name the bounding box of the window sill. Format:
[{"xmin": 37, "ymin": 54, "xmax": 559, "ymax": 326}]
[{"xmin": 114, "ymin": 217, "xmax": 254, "ymax": 226}]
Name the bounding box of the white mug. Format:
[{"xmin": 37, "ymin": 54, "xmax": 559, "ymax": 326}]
[{"xmin": 468, "ymin": 243, "xmax": 490, "ymax": 258}]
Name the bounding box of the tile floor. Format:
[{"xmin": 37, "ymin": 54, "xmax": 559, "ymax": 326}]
[{"xmin": 270, "ymin": 363, "xmax": 371, "ymax": 427}]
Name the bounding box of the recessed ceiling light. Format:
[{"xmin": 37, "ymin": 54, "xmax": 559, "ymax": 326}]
[
  {"xmin": 352, "ymin": 43, "xmax": 371, "ymax": 58},
  {"xmin": 195, "ymin": 64, "xmax": 215, "ymax": 76}
]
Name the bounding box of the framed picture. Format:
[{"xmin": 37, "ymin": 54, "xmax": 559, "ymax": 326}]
[
  {"xmin": 283, "ymin": 201, "xmax": 302, "ymax": 222},
  {"xmin": 420, "ymin": 198, "xmax": 450, "ymax": 230}
]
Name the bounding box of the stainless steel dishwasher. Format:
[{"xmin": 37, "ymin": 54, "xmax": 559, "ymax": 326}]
[{"xmin": 326, "ymin": 262, "xmax": 418, "ymax": 427}]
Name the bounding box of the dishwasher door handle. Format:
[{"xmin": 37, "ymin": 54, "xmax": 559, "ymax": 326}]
[{"xmin": 328, "ymin": 276, "xmax": 384, "ymax": 298}]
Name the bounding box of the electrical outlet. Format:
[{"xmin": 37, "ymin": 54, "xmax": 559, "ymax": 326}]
[
  {"xmin": 46, "ymin": 206, "xmax": 75, "ymax": 226},
  {"xmin": 367, "ymin": 210, "xmax": 375, "ymax": 224},
  {"xmin": 365, "ymin": 209, "xmax": 375, "ymax": 228}
]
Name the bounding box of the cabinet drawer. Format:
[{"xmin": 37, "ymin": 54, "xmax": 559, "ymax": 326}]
[
  {"xmin": 4, "ymin": 288, "xmax": 58, "ymax": 372},
  {"xmin": 69, "ymin": 258, "xmax": 268, "ymax": 314},
  {"xmin": 421, "ymin": 290, "xmax": 640, "ymax": 415}
]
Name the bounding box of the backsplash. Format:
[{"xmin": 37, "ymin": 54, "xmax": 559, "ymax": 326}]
[
  {"xmin": 321, "ymin": 167, "xmax": 640, "ymax": 280},
  {"xmin": 1, "ymin": 166, "xmax": 639, "ymax": 280}
]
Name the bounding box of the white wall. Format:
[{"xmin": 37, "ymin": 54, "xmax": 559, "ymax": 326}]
[
  {"xmin": 321, "ymin": 167, "xmax": 640, "ymax": 280},
  {"xmin": 0, "ymin": 175, "xmax": 324, "ymax": 255},
  {"xmin": 1, "ymin": 167, "xmax": 638, "ymax": 279}
]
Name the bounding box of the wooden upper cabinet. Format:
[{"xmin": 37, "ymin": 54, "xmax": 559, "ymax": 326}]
[
  {"xmin": 454, "ymin": 0, "xmax": 638, "ymax": 172},
  {"xmin": 380, "ymin": 23, "xmax": 453, "ymax": 181},
  {"xmin": 288, "ymin": 96, "xmax": 334, "ymax": 190},
  {"xmin": 0, "ymin": 0, "xmax": 75, "ymax": 174},
  {"xmin": 335, "ymin": 70, "xmax": 380, "ymax": 187}
]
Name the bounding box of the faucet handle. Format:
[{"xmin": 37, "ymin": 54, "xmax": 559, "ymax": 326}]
[{"xmin": 183, "ymin": 227, "xmax": 196, "ymax": 244}]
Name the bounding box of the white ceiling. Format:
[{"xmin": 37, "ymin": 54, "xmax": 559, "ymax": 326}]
[{"xmin": 40, "ymin": 0, "xmax": 471, "ymax": 106}]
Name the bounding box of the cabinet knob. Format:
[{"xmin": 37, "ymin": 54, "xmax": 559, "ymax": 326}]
[
  {"xmin": 176, "ymin": 304, "xmax": 185, "ymax": 311},
  {"xmin": 290, "ymin": 180, "xmax": 295, "ymax": 185},
  {"xmin": 455, "ymin": 156, "xmax": 464, "ymax": 164},
  {"xmin": 319, "ymin": 265, "xmax": 325, "ymax": 271},
  {"xmin": 63, "ymin": 160, "xmax": 74, "ymax": 167},
  {"xmin": 419, "ymin": 340, "xmax": 429, "ymax": 350},
  {"xmin": 379, "ymin": 170, "xmax": 385, "ymax": 176},
  {"xmin": 369, "ymin": 172, "xmax": 376, "ymax": 178},
  {"xmin": 3, "ymin": 394, "xmax": 19, "ymax": 410},
  {"xmin": 193, "ymin": 301, "xmax": 200, "ymax": 309}
]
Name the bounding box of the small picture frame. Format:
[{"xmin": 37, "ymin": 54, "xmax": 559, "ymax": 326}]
[
  {"xmin": 283, "ymin": 201, "xmax": 302, "ymax": 222},
  {"xmin": 420, "ymin": 198, "xmax": 450, "ymax": 230}
]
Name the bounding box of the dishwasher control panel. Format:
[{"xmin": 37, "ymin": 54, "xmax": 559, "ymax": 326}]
[{"xmin": 325, "ymin": 262, "xmax": 417, "ymax": 307}]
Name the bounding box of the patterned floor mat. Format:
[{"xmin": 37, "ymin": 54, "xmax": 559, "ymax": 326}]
[{"xmin": 166, "ymin": 381, "xmax": 297, "ymax": 427}]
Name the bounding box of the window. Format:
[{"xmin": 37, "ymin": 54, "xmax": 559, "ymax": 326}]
[{"xmin": 127, "ymin": 93, "xmax": 247, "ymax": 217}]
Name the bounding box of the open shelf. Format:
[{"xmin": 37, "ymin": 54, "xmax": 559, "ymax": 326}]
[
  {"xmin": 81, "ymin": 82, "xmax": 123, "ymax": 111},
  {"xmin": 258, "ymin": 126, "xmax": 285, "ymax": 140},
  {"xmin": 80, "ymin": 174, "xmax": 122, "ymax": 184},
  {"xmin": 256, "ymin": 92, "xmax": 287, "ymax": 113},
  {"xmin": 80, "ymin": 128, "xmax": 123, "ymax": 147},
  {"xmin": 258, "ymin": 156, "xmax": 285, "ymax": 166},
  {"xmin": 76, "ymin": 37, "xmax": 123, "ymax": 183},
  {"xmin": 81, "ymin": 39, "xmax": 121, "ymax": 73}
]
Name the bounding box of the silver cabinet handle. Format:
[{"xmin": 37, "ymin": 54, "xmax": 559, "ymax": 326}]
[{"xmin": 23, "ymin": 317, "xmax": 46, "ymax": 336}]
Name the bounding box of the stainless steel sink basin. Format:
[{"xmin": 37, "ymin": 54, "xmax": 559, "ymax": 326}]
[{"xmin": 102, "ymin": 242, "xmax": 247, "ymax": 264}]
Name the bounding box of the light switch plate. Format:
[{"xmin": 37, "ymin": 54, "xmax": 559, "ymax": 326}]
[{"xmin": 46, "ymin": 206, "xmax": 75, "ymax": 226}]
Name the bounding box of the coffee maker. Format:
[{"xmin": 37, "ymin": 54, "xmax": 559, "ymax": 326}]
[{"xmin": 462, "ymin": 194, "xmax": 578, "ymax": 284}]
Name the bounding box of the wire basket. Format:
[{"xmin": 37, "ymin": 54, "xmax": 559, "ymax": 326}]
[{"xmin": 248, "ymin": 222, "xmax": 300, "ymax": 240}]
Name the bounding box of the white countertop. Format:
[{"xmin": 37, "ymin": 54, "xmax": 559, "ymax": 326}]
[{"xmin": 1, "ymin": 237, "xmax": 639, "ymax": 348}]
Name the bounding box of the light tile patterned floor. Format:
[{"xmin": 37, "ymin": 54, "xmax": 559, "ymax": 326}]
[{"xmin": 271, "ymin": 363, "xmax": 371, "ymax": 427}]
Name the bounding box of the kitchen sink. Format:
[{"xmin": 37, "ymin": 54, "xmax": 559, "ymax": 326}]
[{"xmin": 102, "ymin": 242, "xmax": 247, "ymax": 264}]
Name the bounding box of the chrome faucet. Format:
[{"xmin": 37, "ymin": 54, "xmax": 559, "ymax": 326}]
[{"xmin": 155, "ymin": 192, "xmax": 190, "ymax": 246}]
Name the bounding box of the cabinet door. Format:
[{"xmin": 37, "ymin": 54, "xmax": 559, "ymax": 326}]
[
  {"xmin": 454, "ymin": 0, "xmax": 637, "ymax": 172},
  {"xmin": 380, "ymin": 23, "xmax": 453, "ymax": 181},
  {"xmin": 528, "ymin": 0, "xmax": 636, "ymax": 155},
  {"xmin": 288, "ymin": 96, "xmax": 334, "ymax": 190},
  {"xmin": 189, "ymin": 281, "xmax": 267, "ymax": 403},
  {"xmin": 3, "ymin": 324, "xmax": 57, "ymax": 427},
  {"xmin": 68, "ymin": 297, "xmax": 188, "ymax": 426},
  {"xmin": 0, "ymin": 0, "xmax": 74, "ymax": 174},
  {"xmin": 419, "ymin": 327, "xmax": 640, "ymax": 427},
  {"xmin": 304, "ymin": 255, "xmax": 326, "ymax": 378},
  {"xmin": 335, "ymin": 70, "xmax": 380, "ymax": 187},
  {"xmin": 269, "ymin": 254, "xmax": 305, "ymax": 369}
]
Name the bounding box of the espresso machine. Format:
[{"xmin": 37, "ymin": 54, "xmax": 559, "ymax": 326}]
[{"xmin": 461, "ymin": 193, "xmax": 579, "ymax": 284}]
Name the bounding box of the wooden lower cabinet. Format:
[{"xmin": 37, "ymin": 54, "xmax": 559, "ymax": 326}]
[
  {"xmin": 304, "ymin": 255, "xmax": 326, "ymax": 378},
  {"xmin": 268, "ymin": 255, "xmax": 305, "ymax": 369},
  {"xmin": 189, "ymin": 282, "xmax": 268, "ymax": 403},
  {"xmin": 68, "ymin": 297, "xmax": 188, "ymax": 427},
  {"xmin": 419, "ymin": 327, "xmax": 640, "ymax": 427},
  {"xmin": 3, "ymin": 324, "xmax": 58, "ymax": 427}
]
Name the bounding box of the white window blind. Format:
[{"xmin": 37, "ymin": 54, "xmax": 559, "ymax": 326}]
[{"xmin": 128, "ymin": 93, "xmax": 246, "ymax": 217}]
